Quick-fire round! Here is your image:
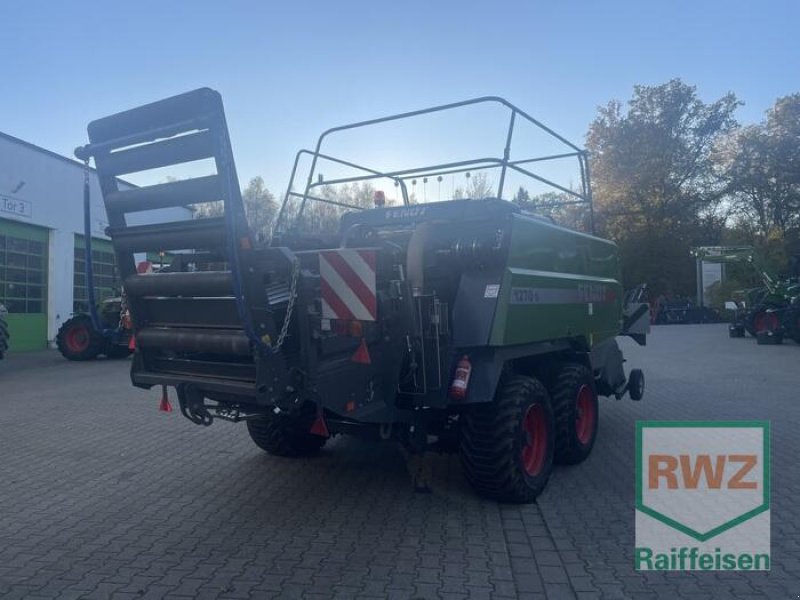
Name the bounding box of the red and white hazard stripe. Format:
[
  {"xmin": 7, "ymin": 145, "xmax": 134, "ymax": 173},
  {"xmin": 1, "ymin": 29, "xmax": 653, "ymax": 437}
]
[{"xmin": 319, "ymin": 249, "xmax": 377, "ymax": 321}]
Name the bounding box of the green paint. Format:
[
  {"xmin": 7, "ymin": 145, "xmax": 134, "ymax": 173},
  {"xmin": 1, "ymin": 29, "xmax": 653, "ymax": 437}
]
[
  {"xmin": 0, "ymin": 217, "xmax": 49, "ymax": 242},
  {"xmin": 74, "ymin": 234, "xmax": 115, "ymax": 253},
  {"xmin": 5, "ymin": 314, "xmax": 48, "ymax": 351},
  {"xmin": 0, "ymin": 218, "xmax": 50, "ymax": 351},
  {"xmin": 490, "ymin": 214, "xmax": 622, "ymax": 347}
]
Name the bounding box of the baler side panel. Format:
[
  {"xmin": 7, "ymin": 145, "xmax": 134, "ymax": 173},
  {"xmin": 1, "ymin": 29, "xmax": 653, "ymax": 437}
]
[{"xmin": 490, "ymin": 215, "xmax": 623, "ymax": 347}]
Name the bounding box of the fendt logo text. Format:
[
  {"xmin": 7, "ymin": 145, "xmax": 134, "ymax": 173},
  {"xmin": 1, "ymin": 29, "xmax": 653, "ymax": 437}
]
[{"xmin": 635, "ymin": 421, "xmax": 770, "ymax": 571}]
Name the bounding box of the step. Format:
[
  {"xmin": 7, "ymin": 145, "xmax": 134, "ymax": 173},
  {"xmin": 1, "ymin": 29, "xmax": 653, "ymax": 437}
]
[
  {"xmin": 98, "ymin": 129, "xmax": 215, "ymax": 176},
  {"xmin": 108, "ymin": 217, "xmax": 226, "ymax": 253},
  {"xmin": 106, "ymin": 175, "xmax": 222, "ymax": 214},
  {"xmin": 86, "ymin": 88, "xmax": 222, "ymax": 151},
  {"xmin": 136, "ymin": 326, "xmax": 251, "ymax": 355},
  {"xmin": 124, "ymin": 271, "xmax": 233, "ymax": 297}
]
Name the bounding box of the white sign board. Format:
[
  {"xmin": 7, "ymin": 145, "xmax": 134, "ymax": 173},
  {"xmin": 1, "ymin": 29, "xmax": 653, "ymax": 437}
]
[
  {"xmin": 701, "ymin": 261, "xmax": 723, "ymax": 306},
  {"xmin": 0, "ymin": 195, "xmax": 32, "ymax": 219}
]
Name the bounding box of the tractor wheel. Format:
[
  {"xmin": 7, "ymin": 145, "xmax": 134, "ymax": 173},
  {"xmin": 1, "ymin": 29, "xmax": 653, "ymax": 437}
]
[
  {"xmin": 750, "ymin": 310, "xmax": 779, "ymax": 336},
  {"xmin": 756, "ymin": 331, "xmax": 783, "ymax": 345},
  {"xmin": 246, "ymin": 410, "xmax": 327, "ymax": 457},
  {"xmin": 728, "ymin": 325, "xmax": 745, "ymax": 338},
  {"xmin": 548, "ymin": 363, "xmax": 599, "ymax": 465},
  {"xmin": 790, "ymin": 312, "xmax": 800, "ymax": 344},
  {"xmin": 56, "ymin": 315, "xmax": 104, "ymax": 361},
  {"xmin": 460, "ymin": 375, "xmax": 554, "ymax": 503}
]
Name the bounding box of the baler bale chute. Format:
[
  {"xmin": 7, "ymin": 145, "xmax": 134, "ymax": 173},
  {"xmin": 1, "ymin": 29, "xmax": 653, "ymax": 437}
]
[{"xmin": 75, "ymin": 89, "xmax": 648, "ymax": 502}]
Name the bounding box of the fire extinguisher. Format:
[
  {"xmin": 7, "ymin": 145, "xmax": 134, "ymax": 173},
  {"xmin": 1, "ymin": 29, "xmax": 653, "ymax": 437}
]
[{"xmin": 449, "ymin": 355, "xmax": 472, "ymax": 400}]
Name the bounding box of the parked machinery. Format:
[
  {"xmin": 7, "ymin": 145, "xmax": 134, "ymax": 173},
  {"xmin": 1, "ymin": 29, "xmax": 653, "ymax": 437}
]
[
  {"xmin": 75, "ymin": 90, "xmax": 649, "ymax": 502},
  {"xmin": 692, "ymin": 246, "xmax": 800, "ymax": 344}
]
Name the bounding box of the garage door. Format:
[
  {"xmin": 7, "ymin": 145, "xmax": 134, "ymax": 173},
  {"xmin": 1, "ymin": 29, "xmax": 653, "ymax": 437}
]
[
  {"xmin": 0, "ymin": 218, "xmax": 49, "ymax": 351},
  {"xmin": 73, "ymin": 235, "xmax": 119, "ymax": 314}
]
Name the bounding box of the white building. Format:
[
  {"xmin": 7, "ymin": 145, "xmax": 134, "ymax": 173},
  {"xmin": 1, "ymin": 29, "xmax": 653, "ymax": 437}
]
[{"xmin": 0, "ymin": 131, "xmax": 192, "ymax": 350}]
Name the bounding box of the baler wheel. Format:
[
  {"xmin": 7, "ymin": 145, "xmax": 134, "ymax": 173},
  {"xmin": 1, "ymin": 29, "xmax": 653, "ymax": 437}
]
[
  {"xmin": 247, "ymin": 409, "xmax": 327, "ymax": 457},
  {"xmin": 549, "ymin": 363, "xmax": 599, "ymax": 465},
  {"xmin": 460, "ymin": 375, "xmax": 554, "ymax": 503}
]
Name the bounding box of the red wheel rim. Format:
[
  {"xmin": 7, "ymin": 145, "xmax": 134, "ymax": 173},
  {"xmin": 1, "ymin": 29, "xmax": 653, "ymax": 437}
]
[
  {"xmin": 521, "ymin": 404, "xmax": 548, "ymax": 476},
  {"xmin": 66, "ymin": 325, "xmax": 90, "ymax": 352},
  {"xmin": 754, "ymin": 312, "xmax": 778, "ymax": 332},
  {"xmin": 575, "ymin": 384, "xmax": 596, "ymax": 445}
]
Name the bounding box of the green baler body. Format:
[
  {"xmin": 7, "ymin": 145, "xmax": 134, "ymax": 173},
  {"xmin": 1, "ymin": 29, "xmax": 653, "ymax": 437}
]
[{"xmin": 490, "ymin": 214, "xmax": 623, "ymax": 348}]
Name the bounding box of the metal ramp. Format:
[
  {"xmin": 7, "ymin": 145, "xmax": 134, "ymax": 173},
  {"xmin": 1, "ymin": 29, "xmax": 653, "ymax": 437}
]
[{"xmin": 76, "ymin": 88, "xmax": 289, "ymax": 400}]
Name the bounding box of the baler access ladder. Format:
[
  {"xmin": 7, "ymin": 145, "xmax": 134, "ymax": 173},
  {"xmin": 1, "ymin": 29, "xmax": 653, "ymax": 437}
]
[{"xmin": 75, "ymin": 88, "xmax": 290, "ymax": 402}]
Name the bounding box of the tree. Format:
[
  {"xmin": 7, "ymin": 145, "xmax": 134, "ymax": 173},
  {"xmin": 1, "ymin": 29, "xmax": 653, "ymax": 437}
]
[
  {"xmin": 512, "ymin": 186, "xmax": 530, "ymax": 204},
  {"xmin": 718, "ymin": 94, "xmax": 800, "ymax": 241},
  {"xmin": 196, "ymin": 176, "xmax": 278, "ymax": 242},
  {"xmin": 286, "ymin": 182, "xmax": 378, "ymax": 235},
  {"xmin": 512, "ymin": 189, "xmax": 591, "ymax": 232},
  {"xmin": 451, "ymin": 172, "xmax": 496, "ymax": 199},
  {"xmin": 242, "ymin": 176, "xmax": 278, "ymax": 242},
  {"xmin": 587, "ymin": 79, "xmax": 740, "ymax": 295}
]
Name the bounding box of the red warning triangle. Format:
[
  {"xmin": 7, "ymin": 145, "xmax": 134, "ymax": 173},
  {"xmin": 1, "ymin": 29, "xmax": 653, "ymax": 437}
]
[
  {"xmin": 159, "ymin": 386, "xmax": 173, "ymax": 412},
  {"xmin": 351, "ymin": 338, "xmax": 371, "ymax": 364},
  {"xmin": 310, "ymin": 414, "xmax": 330, "ymax": 437}
]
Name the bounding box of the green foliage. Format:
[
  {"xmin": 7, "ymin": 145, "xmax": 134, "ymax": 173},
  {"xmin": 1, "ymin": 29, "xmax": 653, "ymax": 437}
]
[
  {"xmin": 716, "ymin": 94, "xmax": 800, "ymax": 240},
  {"xmin": 706, "ymin": 277, "xmax": 757, "ymax": 310},
  {"xmin": 587, "ymin": 79, "xmax": 740, "ymax": 295},
  {"xmin": 512, "ymin": 190, "xmax": 591, "ymax": 233}
]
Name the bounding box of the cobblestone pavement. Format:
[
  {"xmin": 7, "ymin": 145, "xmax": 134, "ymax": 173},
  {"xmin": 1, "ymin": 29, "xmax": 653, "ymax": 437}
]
[{"xmin": 0, "ymin": 325, "xmax": 797, "ymax": 599}]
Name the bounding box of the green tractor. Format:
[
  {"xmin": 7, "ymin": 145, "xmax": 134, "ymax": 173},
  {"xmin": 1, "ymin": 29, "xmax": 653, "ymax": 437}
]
[
  {"xmin": 56, "ymin": 297, "xmax": 133, "ymax": 361},
  {"xmin": 75, "ymin": 90, "xmax": 648, "ymax": 502},
  {"xmin": 692, "ymin": 246, "xmax": 800, "ymax": 344}
]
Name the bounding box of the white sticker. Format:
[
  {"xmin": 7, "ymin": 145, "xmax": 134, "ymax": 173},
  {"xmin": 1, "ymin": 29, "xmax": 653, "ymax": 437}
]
[
  {"xmin": 484, "ymin": 284, "xmax": 500, "ymax": 298},
  {"xmin": 588, "ymin": 302, "xmax": 594, "ymax": 316}
]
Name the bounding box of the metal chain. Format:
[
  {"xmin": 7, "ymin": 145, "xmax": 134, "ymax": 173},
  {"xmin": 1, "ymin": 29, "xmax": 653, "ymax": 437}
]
[{"xmin": 272, "ymin": 257, "xmax": 300, "ymax": 353}]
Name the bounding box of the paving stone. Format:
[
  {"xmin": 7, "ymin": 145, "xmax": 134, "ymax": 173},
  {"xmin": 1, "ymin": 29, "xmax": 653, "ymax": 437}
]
[{"xmin": 0, "ymin": 326, "xmax": 796, "ymax": 599}]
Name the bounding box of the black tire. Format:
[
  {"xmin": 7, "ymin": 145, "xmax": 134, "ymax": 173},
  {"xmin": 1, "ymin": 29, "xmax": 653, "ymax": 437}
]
[
  {"xmin": 728, "ymin": 326, "xmax": 745, "ymax": 338},
  {"xmin": 549, "ymin": 363, "xmax": 599, "ymax": 465},
  {"xmin": 56, "ymin": 315, "xmax": 104, "ymax": 361},
  {"xmin": 628, "ymin": 369, "xmax": 645, "ymax": 401},
  {"xmin": 756, "ymin": 331, "xmax": 782, "ymax": 345},
  {"xmin": 744, "ymin": 309, "xmax": 761, "ymax": 337},
  {"xmin": 788, "ymin": 311, "xmax": 800, "ymax": 344},
  {"xmin": 460, "ymin": 375, "xmax": 555, "ymax": 503},
  {"xmin": 246, "ymin": 410, "xmax": 327, "ymax": 457}
]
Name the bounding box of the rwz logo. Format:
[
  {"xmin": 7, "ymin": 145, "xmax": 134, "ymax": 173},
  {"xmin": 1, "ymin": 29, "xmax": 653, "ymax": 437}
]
[
  {"xmin": 648, "ymin": 453, "xmax": 758, "ymax": 490},
  {"xmin": 635, "ymin": 421, "xmax": 770, "ymax": 571}
]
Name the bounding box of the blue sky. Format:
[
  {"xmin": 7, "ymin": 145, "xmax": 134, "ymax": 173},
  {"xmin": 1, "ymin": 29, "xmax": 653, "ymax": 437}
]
[{"xmin": 2, "ymin": 0, "xmax": 797, "ymax": 199}]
